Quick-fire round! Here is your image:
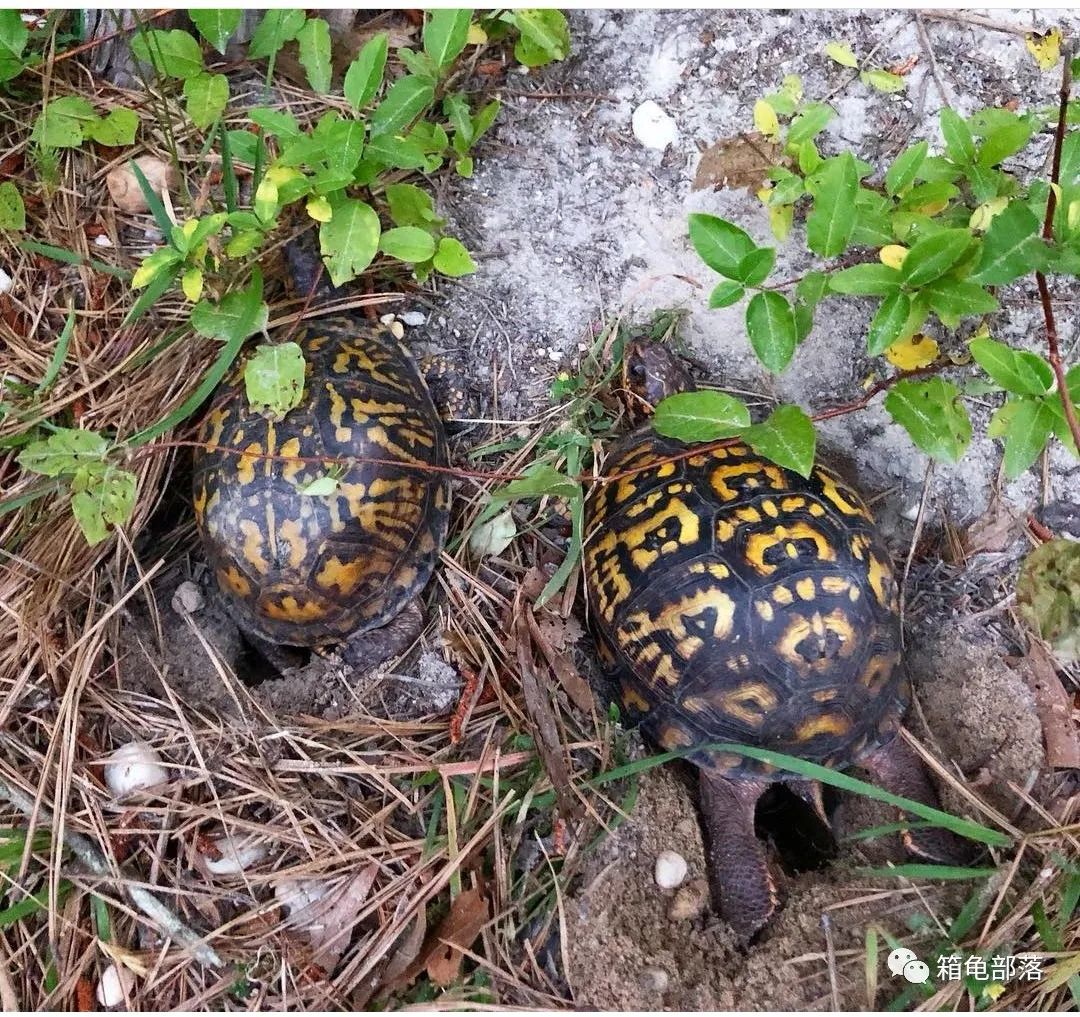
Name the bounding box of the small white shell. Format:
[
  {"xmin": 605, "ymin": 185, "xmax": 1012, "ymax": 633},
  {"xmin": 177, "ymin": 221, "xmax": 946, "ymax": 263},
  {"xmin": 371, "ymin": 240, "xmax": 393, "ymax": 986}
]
[
  {"xmin": 400, "ymin": 311, "xmax": 426, "ymax": 327},
  {"xmin": 632, "ymin": 101, "xmax": 677, "ymax": 150},
  {"xmin": 204, "ymin": 834, "xmax": 269, "ymax": 875},
  {"xmin": 654, "ymin": 849, "xmax": 688, "ymax": 890},
  {"xmin": 171, "ymin": 580, "xmax": 204, "ymax": 615},
  {"xmin": 0, "ymin": 268, "xmax": 12, "ymax": 294},
  {"xmin": 104, "ymin": 742, "xmax": 169, "ymax": 798},
  {"xmin": 96, "ymin": 963, "xmax": 135, "ymax": 1007}
]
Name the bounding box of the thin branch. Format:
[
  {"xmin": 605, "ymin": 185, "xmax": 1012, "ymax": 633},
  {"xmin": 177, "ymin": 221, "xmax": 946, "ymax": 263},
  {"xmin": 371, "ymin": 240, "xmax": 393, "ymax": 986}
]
[
  {"xmin": 1035, "ymin": 45, "xmax": 1080, "ymax": 456},
  {"xmin": 0, "ymin": 776, "xmax": 223, "ymax": 970}
]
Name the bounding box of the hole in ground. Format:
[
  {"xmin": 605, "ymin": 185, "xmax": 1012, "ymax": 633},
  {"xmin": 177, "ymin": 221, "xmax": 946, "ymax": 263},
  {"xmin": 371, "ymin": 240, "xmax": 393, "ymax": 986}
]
[
  {"xmin": 755, "ymin": 783, "xmax": 837, "ymax": 874},
  {"xmin": 233, "ymin": 630, "xmax": 310, "ymax": 687}
]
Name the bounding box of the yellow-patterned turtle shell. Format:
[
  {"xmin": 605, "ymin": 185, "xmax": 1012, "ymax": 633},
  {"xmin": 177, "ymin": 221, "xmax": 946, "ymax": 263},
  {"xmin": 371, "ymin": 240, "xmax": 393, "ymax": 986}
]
[
  {"xmin": 584, "ymin": 428, "xmax": 908, "ymax": 776},
  {"xmin": 192, "ymin": 317, "xmax": 450, "ymax": 646}
]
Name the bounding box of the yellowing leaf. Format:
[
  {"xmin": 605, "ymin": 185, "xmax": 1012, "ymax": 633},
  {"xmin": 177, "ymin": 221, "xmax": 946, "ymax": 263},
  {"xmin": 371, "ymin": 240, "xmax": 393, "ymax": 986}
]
[
  {"xmin": 1069, "ymin": 199, "xmax": 1080, "ymax": 230},
  {"xmin": 860, "ymin": 68, "xmax": 906, "ymax": 93},
  {"xmin": 971, "ymin": 322, "xmax": 991, "ymax": 342},
  {"xmin": 306, "ymin": 195, "xmax": 333, "ymax": 222},
  {"xmin": 753, "ymin": 99, "xmax": 780, "ymax": 141},
  {"xmin": 885, "ymin": 332, "xmax": 939, "ymax": 370},
  {"xmin": 182, "ymin": 266, "xmax": 203, "ymax": 302},
  {"xmin": 466, "ymin": 22, "xmax": 487, "ymax": 45},
  {"xmin": 181, "ymin": 218, "xmax": 199, "ymax": 241},
  {"xmin": 825, "ymin": 41, "xmax": 858, "ymax": 68},
  {"xmin": 780, "ymin": 75, "xmax": 803, "ymax": 104},
  {"xmin": 969, "ymin": 196, "xmax": 1009, "ymax": 232},
  {"xmin": 756, "ymin": 183, "xmax": 772, "ymax": 204},
  {"xmin": 769, "ymin": 203, "xmax": 793, "ymax": 242},
  {"xmin": 1025, "ymin": 27, "xmax": 1061, "ymax": 71},
  {"xmin": 879, "ymin": 244, "xmax": 908, "ymax": 269},
  {"xmin": 982, "ymin": 983, "xmax": 1006, "ymax": 1002},
  {"xmin": 254, "ymin": 177, "xmax": 278, "ymax": 222},
  {"xmin": 912, "ymin": 197, "xmax": 950, "ymax": 216},
  {"xmin": 265, "ymin": 165, "xmax": 303, "ymax": 186}
]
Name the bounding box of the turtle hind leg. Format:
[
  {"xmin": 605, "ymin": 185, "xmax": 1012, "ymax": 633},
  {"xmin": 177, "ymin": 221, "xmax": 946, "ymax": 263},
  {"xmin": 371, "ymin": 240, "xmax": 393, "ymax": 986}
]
[
  {"xmin": 340, "ymin": 599, "xmax": 425, "ymax": 674},
  {"xmin": 859, "ymin": 731, "xmax": 974, "ymax": 864},
  {"xmin": 697, "ymin": 770, "xmax": 778, "ymax": 942}
]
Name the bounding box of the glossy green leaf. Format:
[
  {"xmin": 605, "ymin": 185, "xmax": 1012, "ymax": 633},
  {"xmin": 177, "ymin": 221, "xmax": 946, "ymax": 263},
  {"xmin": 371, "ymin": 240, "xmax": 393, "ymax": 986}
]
[
  {"xmin": 860, "ymin": 68, "xmax": 905, "ymax": 93},
  {"xmin": 424, "ymin": 8, "xmax": 472, "ymax": 68},
  {"xmin": 71, "ymin": 464, "xmax": 137, "ymax": 545},
  {"xmin": 734, "ymin": 247, "xmax": 776, "ymax": 286},
  {"xmin": 745, "ymin": 290, "xmax": 797, "ymax": 373},
  {"xmin": 433, "ymin": 237, "xmax": 476, "ymax": 276},
  {"xmin": 652, "ymin": 390, "xmax": 751, "ymax": 443},
  {"xmin": 940, "ymin": 107, "xmax": 976, "ymax": 165},
  {"xmin": 32, "ymin": 96, "xmax": 95, "ymax": 148},
  {"xmin": 378, "ymin": 226, "xmax": 437, "ymax": 263},
  {"xmin": 828, "ymin": 263, "xmax": 902, "ymax": 296},
  {"xmin": 189, "ymin": 269, "xmax": 268, "ymax": 343},
  {"xmin": 743, "ymin": 404, "xmax": 816, "ymax": 477},
  {"xmin": 344, "ymin": 33, "xmax": 388, "ymax": 110},
  {"xmin": 496, "ymin": 462, "xmax": 579, "ymax": 501},
  {"xmin": 183, "ymin": 72, "xmax": 228, "ymax": 129},
  {"xmin": 898, "ymin": 228, "xmax": 971, "ymax": 286},
  {"xmin": 0, "ymin": 181, "xmax": 25, "ymax": 231},
  {"xmin": 130, "ymin": 28, "xmax": 203, "ymax": 78},
  {"xmin": 247, "ymin": 9, "xmax": 306, "ymax": 60},
  {"xmin": 82, "ymin": 107, "xmax": 139, "ymax": 146},
  {"xmin": 708, "ymin": 280, "xmax": 745, "ymax": 309},
  {"xmin": 18, "ymin": 428, "xmax": 108, "ymax": 477},
  {"xmin": 787, "ymin": 102, "xmax": 835, "ymax": 145},
  {"xmin": 1002, "ymin": 397, "xmax": 1055, "ymax": 479},
  {"xmin": 371, "ymin": 75, "xmax": 435, "ymax": 138},
  {"xmin": 886, "ymin": 141, "xmax": 928, "ymax": 196},
  {"xmin": 688, "ymin": 213, "xmax": 755, "ymax": 277},
  {"xmin": 0, "ymin": 9, "xmax": 29, "ymax": 82},
  {"xmin": 923, "ymin": 279, "xmax": 998, "ymax": 328},
  {"xmin": 189, "ymin": 9, "xmax": 241, "ymax": 54},
  {"xmin": 513, "ymin": 9, "xmax": 570, "ymax": 66},
  {"xmin": 385, "ymin": 183, "xmax": 442, "ymax": 228},
  {"xmin": 969, "ymin": 336, "xmax": 1053, "ymax": 395},
  {"xmin": 978, "ymin": 118, "xmax": 1035, "ymax": 167},
  {"xmin": 806, "ymin": 151, "xmax": 858, "ymax": 257},
  {"xmin": 296, "ymin": 17, "xmax": 332, "ymax": 93},
  {"xmin": 319, "ymin": 198, "xmax": 381, "ymax": 286},
  {"xmin": 794, "ymin": 270, "xmax": 829, "ymax": 342},
  {"xmin": 969, "ymin": 200, "xmax": 1043, "ymax": 285},
  {"xmin": 884, "ymin": 377, "xmax": 972, "ymax": 462},
  {"xmin": 867, "ymin": 291, "xmax": 911, "ymax": 356}
]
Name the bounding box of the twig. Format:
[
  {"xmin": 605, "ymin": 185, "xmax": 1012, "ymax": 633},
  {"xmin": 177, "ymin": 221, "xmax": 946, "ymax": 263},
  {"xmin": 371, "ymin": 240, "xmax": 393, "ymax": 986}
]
[
  {"xmin": 0, "ymin": 776, "xmax": 223, "ymax": 970},
  {"xmin": 917, "ymin": 10, "xmax": 1033, "ymax": 39},
  {"xmin": 1035, "ymin": 45, "xmax": 1080, "ymax": 456},
  {"xmin": 914, "ymin": 13, "xmax": 952, "ymax": 109}
]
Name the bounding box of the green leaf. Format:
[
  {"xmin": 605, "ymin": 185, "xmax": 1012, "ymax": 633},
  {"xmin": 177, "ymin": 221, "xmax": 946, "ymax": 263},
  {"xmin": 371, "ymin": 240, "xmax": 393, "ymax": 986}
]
[
  {"xmin": 923, "ymin": 279, "xmax": 999, "ymax": 328},
  {"xmin": 940, "ymin": 107, "xmax": 976, "ymax": 165},
  {"xmin": 745, "ymin": 291, "xmax": 797, "ymax": 373},
  {"xmin": 247, "ymin": 9, "xmax": 306, "ymax": 60},
  {"xmin": 867, "ymin": 291, "xmax": 911, "ymax": 356},
  {"xmin": 708, "ymin": 280, "xmax": 745, "ymax": 309},
  {"xmin": 1017, "ymin": 538, "xmax": 1080, "ymax": 661},
  {"xmin": 344, "ymin": 33, "xmax": 388, "ymax": 110},
  {"xmin": 378, "ymin": 226, "xmax": 437, "ymax": 263},
  {"xmin": 969, "ymin": 200, "xmax": 1043, "ymax": 285},
  {"xmin": 969, "ymin": 336, "xmax": 1053, "ymax": 395},
  {"xmin": 433, "ymin": 237, "xmax": 476, "ymax": 276},
  {"xmin": 734, "ymin": 247, "xmax": 776, "ymax": 286},
  {"xmin": 0, "ymin": 181, "xmax": 25, "ymax": 231},
  {"xmin": 33, "ymin": 96, "xmax": 96, "ymax": 148},
  {"xmin": 385, "ymin": 183, "xmax": 441, "ymax": 228},
  {"xmin": 806, "ymin": 151, "xmax": 859, "ymax": 257},
  {"xmin": 860, "ymin": 68, "xmax": 906, "ymax": 93},
  {"xmin": 130, "ymin": 28, "xmax": 204, "ymax": 78},
  {"xmin": 828, "ymin": 263, "xmax": 902, "ymax": 296},
  {"xmin": 824, "ymin": 41, "xmax": 858, "ymax": 68},
  {"xmin": 183, "ymin": 72, "xmax": 228, "ymax": 130},
  {"xmin": 652, "ymin": 390, "xmax": 751, "ymax": 443},
  {"xmin": 794, "ymin": 270, "xmax": 829, "ymax": 342},
  {"xmin": 898, "ymin": 228, "xmax": 972, "ymax": 286},
  {"xmin": 189, "ymin": 268, "xmax": 268, "ymax": 343},
  {"xmin": 82, "ymin": 107, "xmax": 139, "ymax": 146},
  {"xmin": 885, "ymin": 140, "xmax": 929, "ymax": 196},
  {"xmin": 295, "ymin": 17, "xmax": 332, "ymax": 93},
  {"xmin": 189, "ymin": 9, "xmax": 241, "ymax": 54},
  {"xmin": 17, "ymin": 428, "xmax": 108, "ymax": 477},
  {"xmin": 495, "ymin": 462, "xmax": 579, "ymax": 501},
  {"xmin": 244, "ymin": 341, "xmax": 306, "ymax": 417},
  {"xmin": 687, "ymin": 213, "xmax": 755, "ymax": 277},
  {"xmin": 978, "ymin": 119, "xmax": 1035, "ymax": 167},
  {"xmin": 850, "ymin": 188, "xmax": 893, "ymax": 247},
  {"xmin": 319, "ymin": 198, "xmax": 381, "ymax": 286},
  {"xmin": 71, "ymin": 464, "xmax": 137, "ymax": 545},
  {"xmin": 248, "ymin": 107, "xmax": 301, "ymax": 139},
  {"xmin": 512, "ymin": 9, "xmax": 570, "ymax": 66},
  {"xmin": 0, "ymin": 9, "xmax": 29, "ymax": 82},
  {"xmin": 371, "ymin": 75, "xmax": 435, "ymax": 138},
  {"xmin": 424, "ymin": 8, "xmax": 472, "ymax": 69},
  {"xmin": 884, "ymin": 378, "xmax": 972, "ymax": 462},
  {"xmin": 787, "ymin": 102, "xmax": 835, "ymax": 146},
  {"xmin": 898, "ymin": 180, "xmax": 960, "ymax": 213},
  {"xmin": 742, "ymin": 404, "xmax": 816, "ymax": 477},
  {"xmin": 1001, "ymin": 398, "xmax": 1055, "ymax": 479}
]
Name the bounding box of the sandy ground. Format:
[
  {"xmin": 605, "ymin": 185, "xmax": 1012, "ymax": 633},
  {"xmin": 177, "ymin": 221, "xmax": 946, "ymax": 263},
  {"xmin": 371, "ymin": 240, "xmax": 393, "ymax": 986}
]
[{"xmin": 113, "ymin": 9, "xmax": 1076, "ymax": 1010}]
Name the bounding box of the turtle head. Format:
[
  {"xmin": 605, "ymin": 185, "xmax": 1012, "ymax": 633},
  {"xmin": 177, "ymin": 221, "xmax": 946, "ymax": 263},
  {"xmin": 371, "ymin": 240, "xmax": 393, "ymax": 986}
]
[{"xmin": 625, "ymin": 339, "xmax": 697, "ymax": 409}]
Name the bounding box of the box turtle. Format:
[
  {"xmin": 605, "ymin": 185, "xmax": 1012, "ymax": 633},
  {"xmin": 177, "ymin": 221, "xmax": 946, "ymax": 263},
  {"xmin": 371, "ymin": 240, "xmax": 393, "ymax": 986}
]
[
  {"xmin": 584, "ymin": 342, "xmax": 966, "ymax": 940},
  {"xmin": 192, "ymin": 316, "xmax": 450, "ymax": 662}
]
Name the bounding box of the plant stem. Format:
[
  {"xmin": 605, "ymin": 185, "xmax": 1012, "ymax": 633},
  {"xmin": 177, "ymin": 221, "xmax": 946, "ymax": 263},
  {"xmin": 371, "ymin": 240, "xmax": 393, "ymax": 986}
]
[{"xmin": 1035, "ymin": 44, "xmax": 1080, "ymax": 455}]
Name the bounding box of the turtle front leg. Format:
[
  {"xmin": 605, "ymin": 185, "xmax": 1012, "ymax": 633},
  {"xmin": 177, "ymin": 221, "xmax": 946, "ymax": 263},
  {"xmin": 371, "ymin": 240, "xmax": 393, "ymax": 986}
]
[
  {"xmin": 859, "ymin": 730, "xmax": 972, "ymax": 864},
  {"xmin": 340, "ymin": 600, "xmax": 425, "ymax": 673},
  {"xmin": 697, "ymin": 770, "xmax": 778, "ymax": 941}
]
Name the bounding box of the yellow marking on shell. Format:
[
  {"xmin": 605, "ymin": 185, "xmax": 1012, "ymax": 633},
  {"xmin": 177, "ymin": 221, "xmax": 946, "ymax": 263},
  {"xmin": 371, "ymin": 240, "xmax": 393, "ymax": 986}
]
[
  {"xmin": 781, "ymin": 496, "xmax": 806, "ymax": 512},
  {"xmin": 816, "ymin": 470, "xmax": 871, "ymax": 519},
  {"xmin": 796, "ymin": 714, "xmax": 852, "ymax": 741},
  {"xmin": 720, "ymin": 682, "xmax": 777, "ymax": 727},
  {"xmin": 217, "ymin": 566, "xmax": 251, "ymax": 597},
  {"xmin": 327, "ymin": 384, "xmax": 347, "ymax": 427},
  {"xmin": 851, "ymin": 534, "xmax": 870, "ymax": 560},
  {"xmin": 202, "ymin": 407, "xmax": 229, "ymax": 450},
  {"xmin": 707, "ymin": 751, "xmax": 745, "ymax": 773},
  {"xmin": 659, "ymin": 724, "xmax": 694, "ymax": 749},
  {"xmin": 755, "ymin": 600, "xmax": 774, "ymax": 622},
  {"xmin": 744, "ymin": 522, "xmax": 836, "ymax": 576},
  {"xmin": 849, "ymin": 586, "xmax": 861, "ymax": 601},
  {"xmin": 735, "ymin": 506, "xmax": 762, "ymax": 524},
  {"xmin": 278, "ymin": 518, "xmax": 307, "ymax": 570},
  {"xmin": 624, "ymin": 489, "xmax": 669, "ymax": 519},
  {"xmin": 332, "ymin": 345, "xmax": 376, "ymax": 375},
  {"xmin": 807, "ymin": 501, "xmax": 826, "ymax": 517},
  {"xmin": 859, "ymin": 653, "xmax": 897, "ymax": 691},
  {"xmin": 655, "ymin": 654, "xmax": 674, "ymax": 684},
  {"xmin": 821, "ymin": 576, "xmax": 849, "ymax": 595},
  {"xmin": 867, "ymin": 554, "xmax": 894, "ymax": 607},
  {"xmin": 772, "ymin": 584, "xmax": 794, "ymax": 605},
  {"xmin": 622, "ymin": 687, "xmax": 651, "ymax": 713},
  {"xmin": 264, "ymin": 420, "xmax": 277, "ymax": 479},
  {"xmin": 239, "ymin": 519, "xmax": 268, "ymax": 574},
  {"xmin": 280, "ymin": 437, "xmax": 303, "ymax": 483},
  {"xmin": 237, "ymin": 442, "xmax": 261, "ymax": 485},
  {"xmin": 193, "ymin": 486, "xmax": 207, "ymax": 523},
  {"xmin": 688, "ymin": 454, "xmax": 709, "ymax": 467},
  {"xmin": 621, "ymin": 497, "xmax": 701, "ymax": 571},
  {"xmin": 395, "ymin": 564, "xmax": 418, "ymax": 591},
  {"xmin": 263, "ymin": 595, "xmax": 328, "ymax": 623},
  {"xmin": 812, "ymin": 689, "xmax": 838, "ymax": 703},
  {"xmin": 761, "ymin": 499, "xmax": 779, "ymax": 518},
  {"xmin": 795, "ymin": 577, "xmax": 816, "ymax": 600},
  {"xmin": 716, "ymin": 517, "xmax": 736, "ymax": 542},
  {"xmin": 315, "ymin": 555, "xmax": 367, "ymax": 596}
]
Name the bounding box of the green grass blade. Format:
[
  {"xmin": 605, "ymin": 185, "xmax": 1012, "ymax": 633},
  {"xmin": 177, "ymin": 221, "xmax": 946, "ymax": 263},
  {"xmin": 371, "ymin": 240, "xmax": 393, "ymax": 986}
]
[
  {"xmin": 36, "ymin": 309, "xmax": 75, "ymax": 394},
  {"xmin": 129, "ymin": 158, "xmax": 175, "ymax": 236},
  {"xmin": 0, "ymin": 880, "xmax": 72, "ymax": 928},
  {"xmin": 858, "ymin": 863, "xmax": 998, "ymax": 880},
  {"xmin": 122, "ymin": 264, "xmax": 179, "ymax": 326},
  {"xmin": 842, "ymin": 819, "xmax": 941, "ymax": 842},
  {"xmin": 219, "ymin": 121, "xmax": 238, "ymax": 213},
  {"xmin": 0, "ymin": 482, "xmax": 62, "ymax": 520},
  {"xmin": 19, "ymin": 239, "xmax": 130, "ymax": 279}
]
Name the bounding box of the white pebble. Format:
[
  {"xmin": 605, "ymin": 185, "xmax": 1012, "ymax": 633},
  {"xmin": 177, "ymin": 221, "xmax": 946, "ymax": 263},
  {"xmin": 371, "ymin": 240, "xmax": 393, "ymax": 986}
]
[
  {"xmin": 400, "ymin": 311, "xmax": 426, "ymax": 327},
  {"xmin": 171, "ymin": 580, "xmax": 204, "ymax": 615},
  {"xmin": 204, "ymin": 834, "xmax": 268, "ymax": 875},
  {"xmin": 640, "ymin": 966, "xmax": 669, "ymax": 992},
  {"xmin": 104, "ymin": 742, "xmax": 169, "ymax": 798},
  {"xmin": 379, "ymin": 312, "xmax": 396, "ymax": 325},
  {"xmin": 632, "ymin": 100, "xmax": 678, "ymax": 150},
  {"xmin": 654, "ymin": 849, "xmax": 688, "ymax": 889},
  {"xmin": 96, "ymin": 964, "xmax": 134, "ymax": 1007},
  {"xmin": 93, "ymin": 234, "xmax": 112, "ymax": 248},
  {"xmin": 274, "ymin": 878, "xmax": 330, "ymax": 928},
  {"xmin": 389, "ymin": 320, "xmax": 405, "ymax": 340},
  {"xmin": 0, "ymin": 268, "xmax": 11, "ymax": 294}
]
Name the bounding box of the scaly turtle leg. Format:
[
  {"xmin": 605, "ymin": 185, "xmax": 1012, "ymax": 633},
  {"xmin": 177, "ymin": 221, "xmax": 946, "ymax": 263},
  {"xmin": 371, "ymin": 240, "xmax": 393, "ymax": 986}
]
[
  {"xmin": 859, "ymin": 730, "xmax": 971, "ymax": 863},
  {"xmin": 697, "ymin": 770, "xmax": 777, "ymax": 941},
  {"xmin": 340, "ymin": 599, "xmax": 425, "ymax": 672}
]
